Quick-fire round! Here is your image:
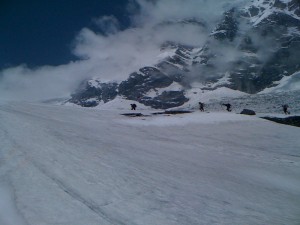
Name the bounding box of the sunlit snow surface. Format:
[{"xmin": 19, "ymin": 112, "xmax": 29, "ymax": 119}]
[{"xmin": 0, "ymin": 102, "xmax": 300, "ymax": 225}]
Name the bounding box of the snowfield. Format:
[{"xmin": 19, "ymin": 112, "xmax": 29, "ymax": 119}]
[{"xmin": 0, "ymin": 102, "xmax": 300, "ymax": 225}]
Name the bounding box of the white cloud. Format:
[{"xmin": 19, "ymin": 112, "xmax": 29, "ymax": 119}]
[
  {"xmin": 0, "ymin": 0, "xmax": 248, "ymax": 101},
  {"xmin": 131, "ymin": 0, "xmax": 247, "ymax": 28},
  {"xmin": 0, "ymin": 62, "xmax": 89, "ymax": 101},
  {"xmin": 92, "ymin": 15, "xmax": 120, "ymax": 35}
]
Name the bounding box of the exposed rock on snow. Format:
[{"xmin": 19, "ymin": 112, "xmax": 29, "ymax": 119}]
[
  {"xmin": 240, "ymin": 108, "xmax": 256, "ymax": 115},
  {"xmin": 262, "ymin": 115, "xmax": 300, "ymax": 127}
]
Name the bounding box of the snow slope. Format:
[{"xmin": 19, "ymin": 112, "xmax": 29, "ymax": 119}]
[
  {"xmin": 0, "ymin": 102, "xmax": 300, "ymax": 225},
  {"xmin": 259, "ymin": 71, "xmax": 300, "ymax": 93}
]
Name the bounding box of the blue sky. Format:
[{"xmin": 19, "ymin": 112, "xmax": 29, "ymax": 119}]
[{"xmin": 0, "ymin": 0, "xmax": 130, "ymax": 69}]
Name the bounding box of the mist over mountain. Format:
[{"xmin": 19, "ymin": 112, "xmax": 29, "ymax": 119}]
[
  {"xmin": 0, "ymin": 0, "xmax": 300, "ymax": 108},
  {"xmin": 68, "ymin": 0, "xmax": 300, "ymax": 109}
]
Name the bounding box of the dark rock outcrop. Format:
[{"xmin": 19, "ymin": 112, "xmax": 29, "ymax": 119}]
[
  {"xmin": 118, "ymin": 68, "xmax": 173, "ymax": 100},
  {"xmin": 240, "ymin": 109, "xmax": 256, "ymax": 115},
  {"xmin": 262, "ymin": 116, "xmax": 300, "ymax": 127},
  {"xmin": 212, "ymin": 8, "xmax": 238, "ymax": 42},
  {"xmin": 69, "ymin": 80, "xmax": 118, "ymax": 107}
]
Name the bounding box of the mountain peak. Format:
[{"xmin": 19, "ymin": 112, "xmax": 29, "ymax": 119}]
[{"xmin": 67, "ymin": 0, "xmax": 300, "ymax": 109}]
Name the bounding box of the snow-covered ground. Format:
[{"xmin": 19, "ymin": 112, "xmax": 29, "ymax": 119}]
[{"xmin": 0, "ymin": 102, "xmax": 300, "ymax": 225}]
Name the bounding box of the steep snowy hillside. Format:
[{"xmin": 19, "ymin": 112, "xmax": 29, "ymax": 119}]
[
  {"xmin": 68, "ymin": 0, "xmax": 300, "ymax": 109},
  {"xmin": 0, "ymin": 102, "xmax": 300, "ymax": 225}
]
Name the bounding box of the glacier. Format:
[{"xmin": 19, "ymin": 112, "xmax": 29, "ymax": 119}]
[{"xmin": 0, "ymin": 101, "xmax": 299, "ymax": 225}]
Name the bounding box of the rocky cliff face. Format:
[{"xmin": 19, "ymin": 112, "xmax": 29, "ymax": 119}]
[
  {"xmin": 69, "ymin": 80, "xmax": 118, "ymax": 107},
  {"xmin": 225, "ymin": 0, "xmax": 300, "ymax": 93},
  {"xmin": 68, "ymin": 0, "xmax": 300, "ymax": 109}
]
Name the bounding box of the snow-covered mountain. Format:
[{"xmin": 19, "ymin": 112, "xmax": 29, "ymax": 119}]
[{"xmin": 68, "ymin": 0, "xmax": 300, "ymax": 109}]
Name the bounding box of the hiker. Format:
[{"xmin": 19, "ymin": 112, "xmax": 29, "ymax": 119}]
[
  {"xmin": 222, "ymin": 103, "xmax": 232, "ymax": 112},
  {"xmin": 199, "ymin": 102, "xmax": 204, "ymax": 111},
  {"xmin": 131, "ymin": 103, "xmax": 137, "ymax": 110},
  {"xmin": 282, "ymin": 104, "xmax": 289, "ymax": 114}
]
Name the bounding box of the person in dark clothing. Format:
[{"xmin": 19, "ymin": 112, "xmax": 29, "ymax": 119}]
[
  {"xmin": 222, "ymin": 103, "xmax": 232, "ymax": 112},
  {"xmin": 199, "ymin": 102, "xmax": 204, "ymax": 111},
  {"xmin": 282, "ymin": 104, "xmax": 289, "ymax": 114},
  {"xmin": 131, "ymin": 103, "xmax": 137, "ymax": 110}
]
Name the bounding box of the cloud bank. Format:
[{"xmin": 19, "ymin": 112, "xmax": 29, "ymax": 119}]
[{"xmin": 0, "ymin": 0, "xmax": 248, "ymax": 101}]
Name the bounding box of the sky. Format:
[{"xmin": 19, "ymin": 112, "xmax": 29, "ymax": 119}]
[
  {"xmin": 0, "ymin": 0, "xmax": 130, "ymax": 69},
  {"xmin": 0, "ymin": 0, "xmax": 248, "ymax": 101}
]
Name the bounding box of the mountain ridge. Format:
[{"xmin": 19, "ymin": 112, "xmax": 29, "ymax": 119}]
[{"xmin": 68, "ymin": 0, "xmax": 300, "ymax": 109}]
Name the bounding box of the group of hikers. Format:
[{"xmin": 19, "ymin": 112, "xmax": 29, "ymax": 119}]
[
  {"xmin": 131, "ymin": 102, "xmax": 232, "ymax": 112},
  {"xmin": 130, "ymin": 102, "xmax": 290, "ymax": 114},
  {"xmin": 199, "ymin": 102, "xmax": 232, "ymax": 112},
  {"xmin": 198, "ymin": 102, "xmax": 290, "ymax": 114}
]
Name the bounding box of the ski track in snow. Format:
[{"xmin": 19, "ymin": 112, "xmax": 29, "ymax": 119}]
[{"xmin": 0, "ymin": 102, "xmax": 300, "ymax": 225}]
